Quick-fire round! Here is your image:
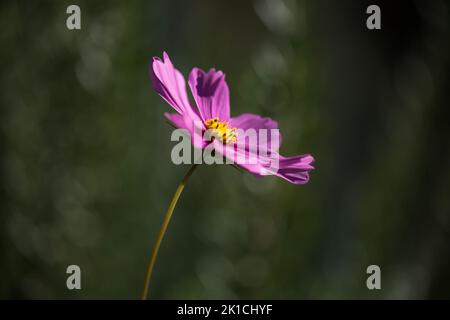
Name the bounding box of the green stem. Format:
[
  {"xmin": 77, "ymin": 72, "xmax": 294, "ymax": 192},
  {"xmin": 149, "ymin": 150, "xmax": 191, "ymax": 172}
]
[{"xmin": 141, "ymin": 164, "xmax": 198, "ymax": 300}]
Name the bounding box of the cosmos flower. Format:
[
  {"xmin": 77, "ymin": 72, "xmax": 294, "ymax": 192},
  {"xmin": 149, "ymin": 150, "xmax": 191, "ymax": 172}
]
[
  {"xmin": 150, "ymin": 52, "xmax": 314, "ymax": 184},
  {"xmin": 141, "ymin": 52, "xmax": 316, "ymax": 300}
]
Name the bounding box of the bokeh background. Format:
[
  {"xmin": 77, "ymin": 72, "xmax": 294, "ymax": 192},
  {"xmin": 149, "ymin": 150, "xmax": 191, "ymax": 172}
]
[{"xmin": 1, "ymin": 0, "xmax": 449, "ymax": 299}]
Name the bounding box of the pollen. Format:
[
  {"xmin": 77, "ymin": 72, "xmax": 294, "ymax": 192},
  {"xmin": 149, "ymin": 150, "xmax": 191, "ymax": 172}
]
[{"xmin": 205, "ymin": 117, "xmax": 237, "ymax": 144}]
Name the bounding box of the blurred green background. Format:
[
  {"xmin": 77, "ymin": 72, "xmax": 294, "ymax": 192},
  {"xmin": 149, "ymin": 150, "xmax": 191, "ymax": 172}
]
[{"xmin": 1, "ymin": 0, "xmax": 449, "ymax": 299}]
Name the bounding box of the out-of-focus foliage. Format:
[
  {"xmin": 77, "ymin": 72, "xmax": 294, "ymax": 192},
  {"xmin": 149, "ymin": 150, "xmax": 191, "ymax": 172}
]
[{"xmin": 1, "ymin": 0, "xmax": 449, "ymax": 299}]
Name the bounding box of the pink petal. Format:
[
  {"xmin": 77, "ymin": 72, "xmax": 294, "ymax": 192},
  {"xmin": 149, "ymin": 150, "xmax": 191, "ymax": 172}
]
[
  {"xmin": 215, "ymin": 141, "xmax": 274, "ymax": 177},
  {"xmin": 164, "ymin": 112, "xmax": 206, "ymax": 149},
  {"xmin": 215, "ymin": 141, "xmax": 314, "ymax": 185},
  {"xmin": 231, "ymin": 113, "xmax": 282, "ymax": 152},
  {"xmin": 230, "ymin": 113, "xmax": 278, "ymax": 131},
  {"xmin": 164, "ymin": 112, "xmax": 186, "ymax": 129},
  {"xmin": 188, "ymin": 67, "xmax": 230, "ymax": 122},
  {"xmin": 151, "ymin": 52, "xmax": 204, "ymax": 141},
  {"xmin": 150, "ymin": 52, "xmax": 190, "ymax": 114},
  {"xmin": 275, "ymin": 155, "xmax": 315, "ymax": 184},
  {"xmin": 151, "ymin": 52, "xmax": 202, "ymax": 123}
]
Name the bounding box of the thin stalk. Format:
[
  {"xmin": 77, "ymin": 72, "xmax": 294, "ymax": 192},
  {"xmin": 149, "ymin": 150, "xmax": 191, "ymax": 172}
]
[{"xmin": 141, "ymin": 164, "xmax": 198, "ymax": 300}]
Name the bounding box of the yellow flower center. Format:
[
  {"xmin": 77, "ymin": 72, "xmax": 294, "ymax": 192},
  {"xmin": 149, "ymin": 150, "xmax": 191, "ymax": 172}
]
[{"xmin": 205, "ymin": 117, "xmax": 237, "ymax": 144}]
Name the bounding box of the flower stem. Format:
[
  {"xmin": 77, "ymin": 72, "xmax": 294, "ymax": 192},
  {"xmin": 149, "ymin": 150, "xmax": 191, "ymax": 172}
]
[{"xmin": 141, "ymin": 164, "xmax": 198, "ymax": 300}]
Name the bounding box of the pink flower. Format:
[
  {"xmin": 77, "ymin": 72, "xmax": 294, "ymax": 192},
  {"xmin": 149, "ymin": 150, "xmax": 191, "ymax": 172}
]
[{"xmin": 150, "ymin": 52, "xmax": 314, "ymax": 184}]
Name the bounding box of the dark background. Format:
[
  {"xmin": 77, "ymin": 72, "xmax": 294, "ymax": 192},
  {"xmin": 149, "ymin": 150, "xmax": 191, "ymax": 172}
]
[{"xmin": 1, "ymin": 0, "xmax": 449, "ymax": 299}]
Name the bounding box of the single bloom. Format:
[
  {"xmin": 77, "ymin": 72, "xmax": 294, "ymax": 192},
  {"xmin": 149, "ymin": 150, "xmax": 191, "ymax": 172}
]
[{"xmin": 150, "ymin": 52, "xmax": 314, "ymax": 184}]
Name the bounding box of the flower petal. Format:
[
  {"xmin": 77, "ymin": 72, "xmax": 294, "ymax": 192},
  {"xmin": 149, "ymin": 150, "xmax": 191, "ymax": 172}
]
[
  {"xmin": 231, "ymin": 113, "xmax": 282, "ymax": 152},
  {"xmin": 274, "ymin": 155, "xmax": 315, "ymax": 184},
  {"xmin": 150, "ymin": 52, "xmax": 200, "ymax": 119},
  {"xmin": 230, "ymin": 113, "xmax": 278, "ymax": 131},
  {"xmin": 164, "ymin": 112, "xmax": 206, "ymax": 149},
  {"xmin": 215, "ymin": 140, "xmax": 314, "ymax": 185},
  {"xmin": 215, "ymin": 141, "xmax": 274, "ymax": 177},
  {"xmin": 164, "ymin": 112, "xmax": 186, "ymax": 129},
  {"xmin": 188, "ymin": 67, "xmax": 230, "ymax": 122}
]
